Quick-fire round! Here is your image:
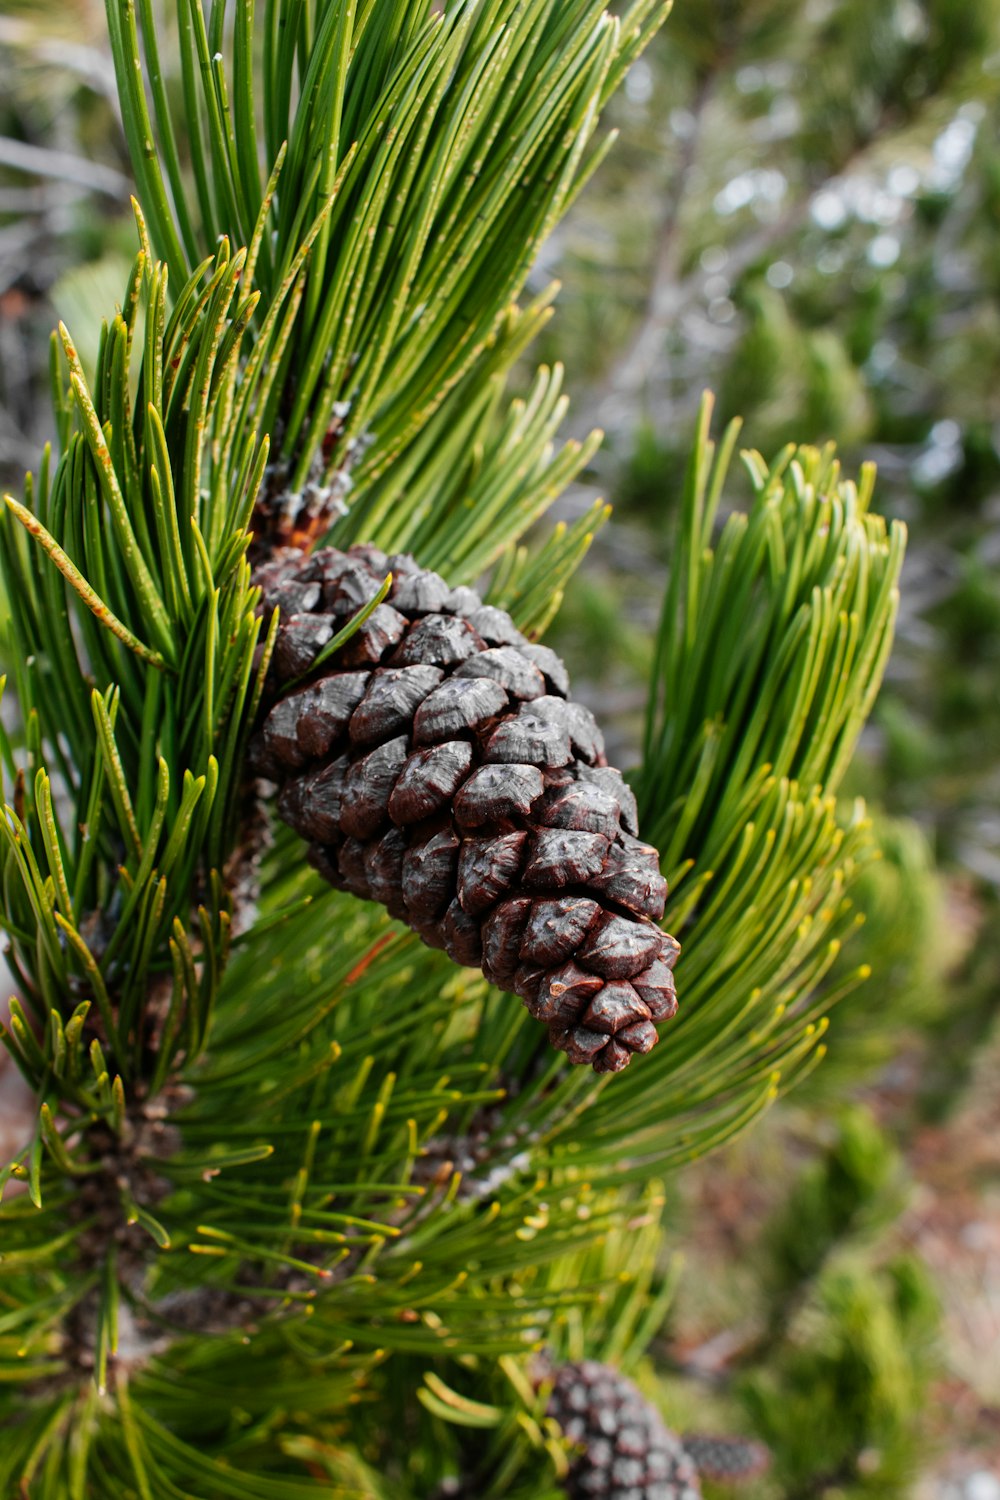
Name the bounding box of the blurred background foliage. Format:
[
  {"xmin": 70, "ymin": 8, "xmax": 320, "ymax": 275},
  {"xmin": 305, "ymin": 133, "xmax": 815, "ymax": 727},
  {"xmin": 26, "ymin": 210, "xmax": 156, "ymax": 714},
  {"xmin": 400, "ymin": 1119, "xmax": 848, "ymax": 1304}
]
[
  {"xmin": 533, "ymin": 3, "xmax": 1000, "ymax": 1489},
  {"xmin": 1, "ymin": 0, "xmax": 999, "ymax": 1493}
]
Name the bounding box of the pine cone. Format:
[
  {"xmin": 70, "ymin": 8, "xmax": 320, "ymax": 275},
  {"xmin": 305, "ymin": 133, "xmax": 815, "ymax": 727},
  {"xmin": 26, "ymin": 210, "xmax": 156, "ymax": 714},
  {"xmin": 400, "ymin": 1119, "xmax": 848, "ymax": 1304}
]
[
  {"xmin": 251, "ymin": 545, "xmax": 679, "ymax": 1073},
  {"xmin": 546, "ymin": 1360, "xmax": 702, "ymax": 1500},
  {"xmin": 678, "ymin": 1434, "xmax": 770, "ymax": 1485}
]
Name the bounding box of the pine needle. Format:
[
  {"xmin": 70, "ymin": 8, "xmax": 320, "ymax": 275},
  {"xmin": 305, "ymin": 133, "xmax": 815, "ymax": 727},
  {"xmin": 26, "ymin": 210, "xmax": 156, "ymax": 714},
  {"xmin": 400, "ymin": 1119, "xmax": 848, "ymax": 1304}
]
[{"xmin": 3, "ymin": 498, "xmax": 168, "ymax": 670}]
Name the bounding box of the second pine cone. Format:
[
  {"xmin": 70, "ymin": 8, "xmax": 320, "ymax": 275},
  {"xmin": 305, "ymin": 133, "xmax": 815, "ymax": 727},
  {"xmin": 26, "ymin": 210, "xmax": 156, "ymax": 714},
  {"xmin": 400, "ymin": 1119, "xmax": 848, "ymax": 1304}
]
[{"xmin": 251, "ymin": 545, "xmax": 679, "ymax": 1073}]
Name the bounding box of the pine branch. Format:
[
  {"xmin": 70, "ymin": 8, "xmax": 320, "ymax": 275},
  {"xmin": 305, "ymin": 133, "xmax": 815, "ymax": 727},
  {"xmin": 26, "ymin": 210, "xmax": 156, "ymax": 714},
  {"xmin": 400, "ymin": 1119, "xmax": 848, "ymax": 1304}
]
[
  {"xmin": 0, "ymin": 211, "xmax": 325, "ymax": 1106},
  {"xmin": 0, "ymin": 4, "xmax": 914, "ymax": 1494},
  {"xmin": 108, "ymin": 0, "xmax": 669, "ymax": 521}
]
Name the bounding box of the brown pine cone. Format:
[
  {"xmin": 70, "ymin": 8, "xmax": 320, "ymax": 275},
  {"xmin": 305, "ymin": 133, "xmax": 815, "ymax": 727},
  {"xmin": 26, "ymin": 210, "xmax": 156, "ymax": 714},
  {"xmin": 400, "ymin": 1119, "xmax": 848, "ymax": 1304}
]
[
  {"xmin": 251, "ymin": 545, "xmax": 679, "ymax": 1073},
  {"xmin": 546, "ymin": 1360, "xmax": 702, "ymax": 1499}
]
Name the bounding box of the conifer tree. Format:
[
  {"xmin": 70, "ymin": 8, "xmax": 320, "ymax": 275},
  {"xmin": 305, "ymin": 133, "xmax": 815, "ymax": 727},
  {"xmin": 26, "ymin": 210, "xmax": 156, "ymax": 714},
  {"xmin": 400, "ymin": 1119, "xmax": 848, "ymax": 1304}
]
[{"xmin": 0, "ymin": 1, "xmax": 906, "ymax": 1494}]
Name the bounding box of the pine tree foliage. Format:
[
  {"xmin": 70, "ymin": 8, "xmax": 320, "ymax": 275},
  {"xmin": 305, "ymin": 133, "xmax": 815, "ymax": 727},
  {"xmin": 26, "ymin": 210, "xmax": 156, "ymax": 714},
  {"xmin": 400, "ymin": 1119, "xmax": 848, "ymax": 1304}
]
[
  {"xmin": 0, "ymin": 204, "xmax": 296, "ymax": 1097},
  {"xmin": 107, "ymin": 0, "xmax": 664, "ymax": 539},
  {"xmin": 759, "ymin": 1106, "xmax": 906, "ymax": 1313},
  {"xmin": 651, "ymin": 1111, "xmax": 938, "ymax": 1499},
  {"xmin": 0, "ymin": 1, "xmax": 908, "ymax": 1494},
  {"xmin": 741, "ymin": 1240, "xmax": 939, "ymax": 1497}
]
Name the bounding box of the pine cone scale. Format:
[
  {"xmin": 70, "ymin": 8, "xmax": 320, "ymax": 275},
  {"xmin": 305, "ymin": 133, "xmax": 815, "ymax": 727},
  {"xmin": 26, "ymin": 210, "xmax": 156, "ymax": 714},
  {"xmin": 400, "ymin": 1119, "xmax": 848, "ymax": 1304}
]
[
  {"xmin": 254, "ymin": 546, "xmax": 681, "ymax": 1072},
  {"xmin": 389, "ymin": 741, "xmax": 475, "ymax": 824}
]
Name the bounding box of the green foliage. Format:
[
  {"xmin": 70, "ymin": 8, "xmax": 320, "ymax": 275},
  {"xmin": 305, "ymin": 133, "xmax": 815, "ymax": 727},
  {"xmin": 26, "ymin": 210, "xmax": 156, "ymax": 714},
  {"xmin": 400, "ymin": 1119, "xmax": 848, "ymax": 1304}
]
[
  {"xmin": 718, "ymin": 287, "xmax": 872, "ymax": 455},
  {"xmin": 639, "ymin": 1110, "xmax": 940, "ymax": 1500},
  {"xmin": 740, "ymin": 1254, "xmax": 939, "ymax": 1497},
  {"xmin": 0, "ymin": 373, "xmax": 905, "ymax": 1493},
  {"xmin": 917, "ymin": 901, "xmax": 1000, "ymax": 1120},
  {"xmin": 0, "ymin": 0, "xmax": 918, "ymax": 1493},
  {"xmin": 759, "ymin": 1107, "xmax": 905, "ymax": 1313},
  {"xmin": 628, "ymin": 398, "xmax": 905, "ymax": 1153},
  {"xmin": 0, "ymin": 206, "xmax": 319, "ymax": 1105},
  {"xmin": 810, "ymin": 815, "xmax": 945, "ymax": 1091},
  {"xmin": 640, "ymin": 404, "xmax": 904, "ymax": 850},
  {"xmin": 799, "ymin": 0, "xmax": 991, "ymax": 163},
  {"xmin": 108, "ymin": 0, "xmax": 665, "ymax": 508},
  {"xmin": 539, "ymin": 0, "xmax": 1000, "ymax": 899}
]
